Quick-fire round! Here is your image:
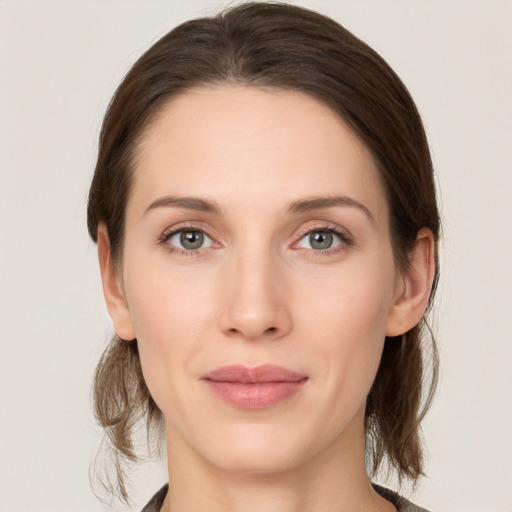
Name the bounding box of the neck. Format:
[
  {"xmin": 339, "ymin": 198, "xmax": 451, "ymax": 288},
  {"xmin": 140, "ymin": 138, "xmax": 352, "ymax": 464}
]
[{"xmin": 161, "ymin": 410, "xmax": 395, "ymax": 512}]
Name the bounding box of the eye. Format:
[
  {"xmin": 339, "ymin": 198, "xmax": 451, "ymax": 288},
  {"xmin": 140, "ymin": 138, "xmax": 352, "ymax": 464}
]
[
  {"xmin": 296, "ymin": 229, "xmax": 345, "ymax": 251},
  {"xmin": 166, "ymin": 229, "xmax": 214, "ymax": 251}
]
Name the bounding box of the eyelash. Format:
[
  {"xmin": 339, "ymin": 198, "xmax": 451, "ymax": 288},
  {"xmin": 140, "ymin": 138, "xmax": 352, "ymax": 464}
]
[
  {"xmin": 158, "ymin": 224, "xmax": 214, "ymax": 257},
  {"xmin": 292, "ymin": 223, "xmax": 353, "ymax": 256},
  {"xmin": 158, "ymin": 223, "xmax": 352, "ymax": 257}
]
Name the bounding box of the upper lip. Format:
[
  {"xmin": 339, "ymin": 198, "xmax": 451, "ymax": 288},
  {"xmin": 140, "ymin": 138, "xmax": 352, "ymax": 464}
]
[{"xmin": 202, "ymin": 364, "xmax": 308, "ymax": 383}]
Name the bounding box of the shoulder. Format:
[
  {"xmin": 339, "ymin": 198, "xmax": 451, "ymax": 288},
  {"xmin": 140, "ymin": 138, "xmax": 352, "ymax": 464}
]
[
  {"xmin": 140, "ymin": 483, "xmax": 168, "ymax": 512},
  {"xmin": 372, "ymin": 483, "xmax": 431, "ymax": 512}
]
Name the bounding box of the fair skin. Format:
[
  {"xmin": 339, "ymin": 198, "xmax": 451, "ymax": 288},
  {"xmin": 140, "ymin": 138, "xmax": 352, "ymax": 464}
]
[{"xmin": 98, "ymin": 86, "xmax": 435, "ymax": 512}]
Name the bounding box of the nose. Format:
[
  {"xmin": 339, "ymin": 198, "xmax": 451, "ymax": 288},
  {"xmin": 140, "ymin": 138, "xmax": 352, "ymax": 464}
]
[{"xmin": 218, "ymin": 247, "xmax": 292, "ymax": 341}]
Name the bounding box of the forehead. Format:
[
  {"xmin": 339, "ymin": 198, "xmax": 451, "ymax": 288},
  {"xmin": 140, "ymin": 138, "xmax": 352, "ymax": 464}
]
[{"xmin": 130, "ymin": 85, "xmax": 387, "ymax": 221}]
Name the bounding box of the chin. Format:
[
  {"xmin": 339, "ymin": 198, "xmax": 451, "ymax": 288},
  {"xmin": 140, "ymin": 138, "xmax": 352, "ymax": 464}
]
[
  {"xmin": 197, "ymin": 423, "xmax": 317, "ymax": 475},
  {"xmin": 211, "ymin": 445, "xmax": 306, "ymax": 475}
]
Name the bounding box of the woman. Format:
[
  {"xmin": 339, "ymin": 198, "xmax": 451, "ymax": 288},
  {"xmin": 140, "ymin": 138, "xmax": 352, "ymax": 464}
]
[{"xmin": 87, "ymin": 2, "xmax": 439, "ymax": 511}]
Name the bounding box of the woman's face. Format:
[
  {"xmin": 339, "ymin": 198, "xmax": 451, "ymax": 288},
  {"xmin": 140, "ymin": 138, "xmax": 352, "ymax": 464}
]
[{"xmin": 109, "ymin": 85, "xmax": 407, "ymax": 474}]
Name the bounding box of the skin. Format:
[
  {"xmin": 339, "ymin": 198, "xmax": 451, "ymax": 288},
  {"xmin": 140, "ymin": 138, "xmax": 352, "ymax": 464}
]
[{"xmin": 98, "ymin": 86, "xmax": 435, "ymax": 512}]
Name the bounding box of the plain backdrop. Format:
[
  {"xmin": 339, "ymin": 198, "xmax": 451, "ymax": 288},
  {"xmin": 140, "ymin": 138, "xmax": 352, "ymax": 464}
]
[{"xmin": 1, "ymin": 1, "xmax": 511, "ymax": 511}]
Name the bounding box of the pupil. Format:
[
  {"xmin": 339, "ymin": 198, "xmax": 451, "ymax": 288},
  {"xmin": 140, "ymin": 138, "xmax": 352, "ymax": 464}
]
[
  {"xmin": 310, "ymin": 231, "xmax": 332, "ymax": 250},
  {"xmin": 180, "ymin": 230, "xmax": 204, "ymax": 250}
]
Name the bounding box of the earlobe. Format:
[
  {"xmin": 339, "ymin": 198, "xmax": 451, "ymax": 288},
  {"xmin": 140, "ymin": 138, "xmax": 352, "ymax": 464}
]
[
  {"xmin": 385, "ymin": 228, "xmax": 436, "ymax": 337},
  {"xmin": 97, "ymin": 223, "xmax": 136, "ymax": 341}
]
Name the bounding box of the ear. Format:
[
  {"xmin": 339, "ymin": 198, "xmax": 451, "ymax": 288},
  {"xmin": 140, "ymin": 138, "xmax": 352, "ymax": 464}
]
[
  {"xmin": 385, "ymin": 228, "xmax": 436, "ymax": 337},
  {"xmin": 97, "ymin": 223, "xmax": 136, "ymax": 341}
]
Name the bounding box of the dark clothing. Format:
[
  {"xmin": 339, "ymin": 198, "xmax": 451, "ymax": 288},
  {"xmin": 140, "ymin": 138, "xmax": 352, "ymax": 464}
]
[
  {"xmin": 140, "ymin": 484, "xmax": 167, "ymax": 512},
  {"xmin": 141, "ymin": 483, "xmax": 430, "ymax": 512}
]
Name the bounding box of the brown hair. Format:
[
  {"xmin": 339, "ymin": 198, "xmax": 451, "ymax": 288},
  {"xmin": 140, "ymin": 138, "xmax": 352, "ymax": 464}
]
[{"xmin": 87, "ymin": 1, "xmax": 439, "ymax": 502}]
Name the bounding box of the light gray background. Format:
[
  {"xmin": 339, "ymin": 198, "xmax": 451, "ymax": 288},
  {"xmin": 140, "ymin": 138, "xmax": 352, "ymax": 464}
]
[{"xmin": 1, "ymin": 1, "xmax": 511, "ymax": 511}]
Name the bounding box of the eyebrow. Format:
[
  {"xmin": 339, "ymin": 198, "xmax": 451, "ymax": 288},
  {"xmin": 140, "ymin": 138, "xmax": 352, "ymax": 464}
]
[
  {"xmin": 144, "ymin": 196, "xmax": 222, "ymax": 216},
  {"xmin": 143, "ymin": 194, "xmax": 374, "ymax": 222},
  {"xmin": 287, "ymin": 195, "xmax": 375, "ymax": 223}
]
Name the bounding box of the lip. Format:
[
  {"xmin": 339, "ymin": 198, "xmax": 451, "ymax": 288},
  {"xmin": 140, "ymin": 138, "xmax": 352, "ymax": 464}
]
[{"xmin": 201, "ymin": 364, "xmax": 308, "ymax": 410}]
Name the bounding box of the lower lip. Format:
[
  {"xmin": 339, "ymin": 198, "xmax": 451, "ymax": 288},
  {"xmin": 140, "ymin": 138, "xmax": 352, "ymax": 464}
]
[{"xmin": 204, "ymin": 379, "xmax": 308, "ymax": 409}]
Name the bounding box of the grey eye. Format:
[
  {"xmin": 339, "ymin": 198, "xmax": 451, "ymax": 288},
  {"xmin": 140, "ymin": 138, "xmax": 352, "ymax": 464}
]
[
  {"xmin": 168, "ymin": 230, "xmax": 213, "ymax": 250},
  {"xmin": 297, "ymin": 230, "xmax": 342, "ymax": 251},
  {"xmin": 310, "ymin": 231, "xmax": 332, "ymax": 250}
]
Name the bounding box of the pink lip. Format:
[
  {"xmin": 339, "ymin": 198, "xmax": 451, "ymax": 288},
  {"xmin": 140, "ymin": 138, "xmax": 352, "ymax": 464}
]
[{"xmin": 202, "ymin": 364, "xmax": 308, "ymax": 410}]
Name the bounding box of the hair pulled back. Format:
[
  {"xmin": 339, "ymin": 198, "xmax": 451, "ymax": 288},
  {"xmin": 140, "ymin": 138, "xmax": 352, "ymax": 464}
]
[{"xmin": 87, "ymin": 1, "xmax": 440, "ymax": 502}]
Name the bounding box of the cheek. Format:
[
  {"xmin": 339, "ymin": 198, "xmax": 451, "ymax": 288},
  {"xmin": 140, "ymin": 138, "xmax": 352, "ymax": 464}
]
[
  {"xmin": 298, "ymin": 254, "xmax": 396, "ymax": 344},
  {"xmin": 295, "ymin": 255, "xmax": 397, "ymax": 392},
  {"xmin": 123, "ymin": 245, "xmax": 217, "ymax": 338},
  {"xmin": 121, "ymin": 253, "xmax": 221, "ymax": 406},
  {"xmin": 313, "ymin": 290, "xmax": 389, "ymax": 388}
]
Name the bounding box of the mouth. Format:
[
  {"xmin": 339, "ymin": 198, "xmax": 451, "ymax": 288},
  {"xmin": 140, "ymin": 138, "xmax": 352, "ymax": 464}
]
[{"xmin": 201, "ymin": 364, "xmax": 308, "ymax": 410}]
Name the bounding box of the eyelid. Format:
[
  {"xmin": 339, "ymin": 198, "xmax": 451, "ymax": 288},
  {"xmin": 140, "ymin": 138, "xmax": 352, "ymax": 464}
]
[
  {"xmin": 291, "ymin": 222, "xmax": 353, "ymax": 252},
  {"xmin": 156, "ymin": 220, "xmax": 352, "ymax": 256},
  {"xmin": 158, "ymin": 223, "xmax": 221, "ymax": 255},
  {"xmin": 168, "ymin": 229, "xmax": 214, "ymax": 248}
]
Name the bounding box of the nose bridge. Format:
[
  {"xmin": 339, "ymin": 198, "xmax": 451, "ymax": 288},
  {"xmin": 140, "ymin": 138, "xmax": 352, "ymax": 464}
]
[{"xmin": 220, "ymin": 233, "xmax": 290, "ymax": 340}]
